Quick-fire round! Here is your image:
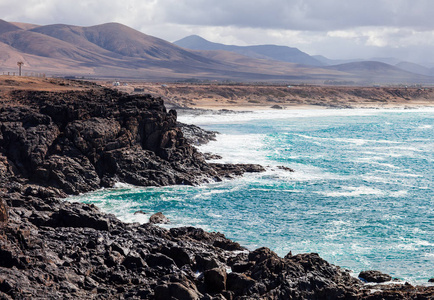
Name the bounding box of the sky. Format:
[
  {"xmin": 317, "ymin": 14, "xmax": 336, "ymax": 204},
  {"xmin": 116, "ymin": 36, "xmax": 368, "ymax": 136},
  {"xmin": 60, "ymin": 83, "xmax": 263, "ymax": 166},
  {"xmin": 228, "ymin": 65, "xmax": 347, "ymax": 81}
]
[{"xmin": 2, "ymin": 0, "xmax": 434, "ymax": 65}]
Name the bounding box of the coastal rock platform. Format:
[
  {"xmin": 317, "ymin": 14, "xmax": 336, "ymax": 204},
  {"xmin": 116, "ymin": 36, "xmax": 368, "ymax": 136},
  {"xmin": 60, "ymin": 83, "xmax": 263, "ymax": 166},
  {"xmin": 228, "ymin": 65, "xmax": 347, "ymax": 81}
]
[{"xmin": 0, "ymin": 78, "xmax": 432, "ymax": 299}]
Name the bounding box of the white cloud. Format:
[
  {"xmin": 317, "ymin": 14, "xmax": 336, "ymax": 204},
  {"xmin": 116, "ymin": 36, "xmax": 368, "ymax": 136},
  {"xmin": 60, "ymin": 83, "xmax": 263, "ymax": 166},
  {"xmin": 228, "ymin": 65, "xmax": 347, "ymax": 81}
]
[{"xmin": 2, "ymin": 0, "xmax": 434, "ymax": 64}]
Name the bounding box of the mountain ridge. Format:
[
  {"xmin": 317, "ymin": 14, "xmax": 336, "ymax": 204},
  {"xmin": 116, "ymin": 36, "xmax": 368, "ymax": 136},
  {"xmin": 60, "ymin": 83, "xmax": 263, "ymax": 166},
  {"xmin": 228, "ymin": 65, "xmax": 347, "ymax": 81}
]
[
  {"xmin": 175, "ymin": 35, "xmax": 325, "ymax": 67},
  {"xmin": 1, "ymin": 19, "xmax": 433, "ymax": 84}
]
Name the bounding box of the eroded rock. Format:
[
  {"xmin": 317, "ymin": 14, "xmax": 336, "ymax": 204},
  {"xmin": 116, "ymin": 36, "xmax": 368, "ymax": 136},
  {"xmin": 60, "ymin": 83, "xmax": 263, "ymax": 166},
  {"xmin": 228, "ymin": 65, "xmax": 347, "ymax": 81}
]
[
  {"xmin": 359, "ymin": 270, "xmax": 392, "ymax": 283},
  {"xmin": 149, "ymin": 212, "xmax": 169, "ymax": 224}
]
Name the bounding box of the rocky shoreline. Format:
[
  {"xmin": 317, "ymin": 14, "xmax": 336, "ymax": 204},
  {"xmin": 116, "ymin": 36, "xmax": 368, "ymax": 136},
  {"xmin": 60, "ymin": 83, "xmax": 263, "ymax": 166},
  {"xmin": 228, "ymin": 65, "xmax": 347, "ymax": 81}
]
[{"xmin": 0, "ymin": 81, "xmax": 433, "ymax": 299}]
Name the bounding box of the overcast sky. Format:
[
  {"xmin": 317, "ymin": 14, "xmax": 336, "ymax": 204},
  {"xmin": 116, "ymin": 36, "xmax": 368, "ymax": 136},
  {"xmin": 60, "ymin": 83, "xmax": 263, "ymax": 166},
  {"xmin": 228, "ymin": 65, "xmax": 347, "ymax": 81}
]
[{"xmin": 2, "ymin": 0, "xmax": 434, "ymax": 65}]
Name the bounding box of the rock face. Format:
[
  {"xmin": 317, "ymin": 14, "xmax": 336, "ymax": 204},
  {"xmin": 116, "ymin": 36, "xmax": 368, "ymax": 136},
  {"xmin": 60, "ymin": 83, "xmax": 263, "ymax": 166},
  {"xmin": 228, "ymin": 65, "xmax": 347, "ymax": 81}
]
[
  {"xmin": 0, "ymin": 199, "xmax": 7, "ymax": 224},
  {"xmin": 0, "ymin": 88, "xmax": 261, "ymax": 194},
  {"xmin": 0, "ymin": 83, "xmax": 433, "ymax": 299},
  {"xmin": 178, "ymin": 122, "xmax": 217, "ymax": 146}
]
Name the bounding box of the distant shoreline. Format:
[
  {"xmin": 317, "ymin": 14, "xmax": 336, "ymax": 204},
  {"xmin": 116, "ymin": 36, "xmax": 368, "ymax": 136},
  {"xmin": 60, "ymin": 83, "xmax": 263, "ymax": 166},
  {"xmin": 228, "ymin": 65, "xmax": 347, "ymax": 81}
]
[{"xmin": 105, "ymin": 81, "xmax": 434, "ymax": 111}]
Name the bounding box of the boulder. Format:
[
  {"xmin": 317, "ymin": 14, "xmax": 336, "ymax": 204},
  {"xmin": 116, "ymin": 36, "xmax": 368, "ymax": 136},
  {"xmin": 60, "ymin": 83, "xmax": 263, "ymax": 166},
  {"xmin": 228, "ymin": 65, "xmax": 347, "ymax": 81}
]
[
  {"xmin": 154, "ymin": 282, "xmax": 200, "ymax": 300},
  {"xmin": 359, "ymin": 270, "xmax": 392, "ymax": 283},
  {"xmin": 227, "ymin": 272, "xmax": 256, "ymax": 294},
  {"xmin": 204, "ymin": 268, "xmax": 227, "ymax": 293},
  {"xmin": 149, "ymin": 212, "xmax": 169, "ymax": 224}
]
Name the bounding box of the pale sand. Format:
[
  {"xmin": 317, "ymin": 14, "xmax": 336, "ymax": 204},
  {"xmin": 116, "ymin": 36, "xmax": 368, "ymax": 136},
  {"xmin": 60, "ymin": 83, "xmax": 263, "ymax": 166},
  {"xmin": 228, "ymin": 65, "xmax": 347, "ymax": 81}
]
[{"xmin": 106, "ymin": 82, "xmax": 434, "ymax": 111}]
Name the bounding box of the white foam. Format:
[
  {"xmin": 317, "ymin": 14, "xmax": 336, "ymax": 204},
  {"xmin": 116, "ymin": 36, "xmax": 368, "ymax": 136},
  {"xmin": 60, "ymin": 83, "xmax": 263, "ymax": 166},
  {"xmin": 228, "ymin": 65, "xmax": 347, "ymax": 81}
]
[
  {"xmin": 177, "ymin": 108, "xmax": 407, "ymax": 127},
  {"xmin": 198, "ymin": 133, "xmax": 270, "ymax": 165},
  {"xmin": 296, "ymin": 134, "xmax": 403, "ymax": 147},
  {"xmin": 113, "ymin": 182, "xmax": 136, "ymax": 189},
  {"xmin": 318, "ymin": 186, "xmax": 385, "ymax": 197},
  {"xmin": 389, "ymin": 190, "xmax": 409, "ymax": 197},
  {"xmin": 418, "ymin": 124, "xmax": 433, "ymax": 129}
]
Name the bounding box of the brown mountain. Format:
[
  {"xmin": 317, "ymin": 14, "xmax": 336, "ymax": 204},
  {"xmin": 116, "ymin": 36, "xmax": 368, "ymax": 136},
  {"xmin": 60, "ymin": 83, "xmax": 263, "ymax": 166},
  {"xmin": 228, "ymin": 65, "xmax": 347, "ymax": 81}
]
[
  {"xmin": 0, "ymin": 19, "xmax": 433, "ymax": 84},
  {"xmin": 0, "ymin": 19, "xmax": 21, "ymax": 35},
  {"xmin": 325, "ymin": 61, "xmax": 434, "ymax": 84}
]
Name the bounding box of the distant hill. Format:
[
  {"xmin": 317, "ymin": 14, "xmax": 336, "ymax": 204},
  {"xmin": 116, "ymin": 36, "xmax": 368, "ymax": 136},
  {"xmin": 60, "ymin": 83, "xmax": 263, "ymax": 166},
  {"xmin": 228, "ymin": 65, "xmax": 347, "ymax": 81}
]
[
  {"xmin": 395, "ymin": 61, "xmax": 434, "ymax": 77},
  {"xmin": 175, "ymin": 35, "xmax": 324, "ymax": 67},
  {"xmin": 0, "ymin": 19, "xmax": 21, "ymax": 35},
  {"xmin": 325, "ymin": 61, "xmax": 433, "ymax": 84},
  {"xmin": 1, "ymin": 19, "xmax": 433, "ymax": 84},
  {"xmin": 312, "ymin": 55, "xmax": 361, "ymax": 66}
]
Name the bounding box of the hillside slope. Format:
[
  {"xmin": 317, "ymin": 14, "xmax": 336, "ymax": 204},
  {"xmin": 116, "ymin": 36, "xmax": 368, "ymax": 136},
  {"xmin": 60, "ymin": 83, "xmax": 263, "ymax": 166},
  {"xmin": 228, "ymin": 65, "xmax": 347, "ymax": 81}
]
[
  {"xmin": 175, "ymin": 35, "xmax": 324, "ymax": 66},
  {"xmin": 0, "ymin": 19, "xmax": 433, "ymax": 84}
]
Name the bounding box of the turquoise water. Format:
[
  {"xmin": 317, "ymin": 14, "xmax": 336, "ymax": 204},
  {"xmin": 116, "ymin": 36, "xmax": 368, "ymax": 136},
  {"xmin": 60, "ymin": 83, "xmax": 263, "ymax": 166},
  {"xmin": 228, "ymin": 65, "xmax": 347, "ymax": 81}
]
[{"xmin": 72, "ymin": 108, "xmax": 434, "ymax": 284}]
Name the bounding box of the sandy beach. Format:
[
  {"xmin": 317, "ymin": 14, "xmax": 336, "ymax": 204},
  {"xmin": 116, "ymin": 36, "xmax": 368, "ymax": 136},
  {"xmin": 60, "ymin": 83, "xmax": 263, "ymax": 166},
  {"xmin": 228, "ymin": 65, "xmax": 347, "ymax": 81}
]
[{"xmin": 103, "ymin": 81, "xmax": 434, "ymax": 111}]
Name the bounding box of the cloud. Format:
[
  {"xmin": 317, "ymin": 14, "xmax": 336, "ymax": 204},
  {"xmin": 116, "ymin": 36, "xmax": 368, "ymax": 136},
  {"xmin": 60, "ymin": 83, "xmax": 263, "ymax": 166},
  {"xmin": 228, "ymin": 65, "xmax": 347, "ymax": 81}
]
[
  {"xmin": 159, "ymin": 0, "xmax": 434, "ymax": 31},
  {"xmin": 1, "ymin": 0, "xmax": 434, "ymax": 64}
]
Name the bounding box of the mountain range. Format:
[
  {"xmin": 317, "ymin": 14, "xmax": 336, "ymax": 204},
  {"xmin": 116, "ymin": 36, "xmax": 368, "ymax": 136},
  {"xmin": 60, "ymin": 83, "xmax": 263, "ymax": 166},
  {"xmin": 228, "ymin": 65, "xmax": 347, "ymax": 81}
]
[
  {"xmin": 1, "ymin": 19, "xmax": 433, "ymax": 84},
  {"xmin": 174, "ymin": 35, "xmax": 324, "ymax": 67},
  {"xmin": 175, "ymin": 35, "xmax": 434, "ymax": 78}
]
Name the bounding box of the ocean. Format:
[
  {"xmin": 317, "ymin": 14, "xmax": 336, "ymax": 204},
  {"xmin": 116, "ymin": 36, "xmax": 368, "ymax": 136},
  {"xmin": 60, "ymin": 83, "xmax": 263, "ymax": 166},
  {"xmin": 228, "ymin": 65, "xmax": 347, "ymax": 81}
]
[{"xmin": 71, "ymin": 108, "xmax": 434, "ymax": 284}]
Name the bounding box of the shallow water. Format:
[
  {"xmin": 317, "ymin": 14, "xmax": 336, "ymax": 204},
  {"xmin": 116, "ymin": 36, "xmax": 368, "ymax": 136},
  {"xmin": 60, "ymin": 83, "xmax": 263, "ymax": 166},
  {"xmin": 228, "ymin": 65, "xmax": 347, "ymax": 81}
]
[{"xmin": 71, "ymin": 108, "xmax": 434, "ymax": 284}]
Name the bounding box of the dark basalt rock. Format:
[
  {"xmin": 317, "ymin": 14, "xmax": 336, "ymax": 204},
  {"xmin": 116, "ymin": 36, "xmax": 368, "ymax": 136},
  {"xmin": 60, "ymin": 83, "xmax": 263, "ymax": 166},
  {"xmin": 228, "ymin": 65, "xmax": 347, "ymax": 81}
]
[
  {"xmin": 0, "ymin": 199, "xmax": 7, "ymax": 224},
  {"xmin": 277, "ymin": 165, "xmax": 295, "ymax": 172},
  {"xmin": 178, "ymin": 122, "xmax": 217, "ymax": 146},
  {"xmin": 204, "ymin": 267, "xmax": 227, "ymax": 293},
  {"xmin": 1, "ymin": 89, "xmax": 264, "ymax": 196},
  {"xmin": 203, "ymin": 152, "xmax": 223, "ymax": 160},
  {"xmin": 210, "ymin": 163, "xmax": 265, "ymax": 178},
  {"xmin": 359, "ymin": 270, "xmax": 392, "ymax": 283}
]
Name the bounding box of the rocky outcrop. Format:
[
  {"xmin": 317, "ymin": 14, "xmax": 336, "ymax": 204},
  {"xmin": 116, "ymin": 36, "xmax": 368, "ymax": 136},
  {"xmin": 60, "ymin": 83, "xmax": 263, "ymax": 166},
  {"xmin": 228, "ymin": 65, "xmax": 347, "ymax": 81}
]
[
  {"xmin": 359, "ymin": 270, "xmax": 392, "ymax": 283},
  {"xmin": 210, "ymin": 163, "xmax": 266, "ymax": 178},
  {"xmin": 0, "ymin": 88, "xmax": 262, "ymax": 194},
  {"xmin": 0, "ymin": 191, "xmax": 362, "ymax": 299},
  {"xmin": 2, "ymin": 192, "xmax": 432, "ymax": 299},
  {"xmin": 178, "ymin": 122, "xmax": 217, "ymax": 146},
  {"xmin": 149, "ymin": 212, "xmax": 170, "ymax": 224}
]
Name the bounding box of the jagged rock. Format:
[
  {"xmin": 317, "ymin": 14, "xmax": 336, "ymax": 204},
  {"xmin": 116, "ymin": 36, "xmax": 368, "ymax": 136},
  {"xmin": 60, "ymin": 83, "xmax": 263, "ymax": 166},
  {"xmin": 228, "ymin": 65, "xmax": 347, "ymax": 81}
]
[
  {"xmin": 428, "ymin": 278, "xmax": 434, "ymax": 283},
  {"xmin": 163, "ymin": 246, "xmax": 192, "ymax": 267},
  {"xmin": 227, "ymin": 272, "xmax": 256, "ymax": 295},
  {"xmin": 149, "ymin": 212, "xmax": 169, "ymax": 224},
  {"xmin": 277, "ymin": 165, "xmax": 295, "ymax": 172},
  {"xmin": 204, "ymin": 268, "xmax": 227, "ymax": 293},
  {"xmin": 210, "ymin": 163, "xmax": 265, "ymax": 178},
  {"xmin": 196, "ymin": 255, "xmax": 220, "ymax": 271},
  {"xmin": 170, "ymin": 227, "xmax": 244, "ymax": 251},
  {"xmin": 178, "ymin": 122, "xmax": 217, "ymax": 146},
  {"xmin": 359, "ymin": 270, "xmax": 392, "ymax": 283},
  {"xmin": 122, "ymin": 251, "xmax": 147, "ymax": 270},
  {"xmin": 146, "ymin": 253, "xmax": 176, "ymax": 269},
  {"xmin": 203, "ymin": 153, "xmax": 223, "ymax": 160},
  {"xmin": 0, "ymin": 199, "xmax": 7, "ymax": 224},
  {"xmin": 154, "ymin": 282, "xmax": 200, "ymax": 300}
]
